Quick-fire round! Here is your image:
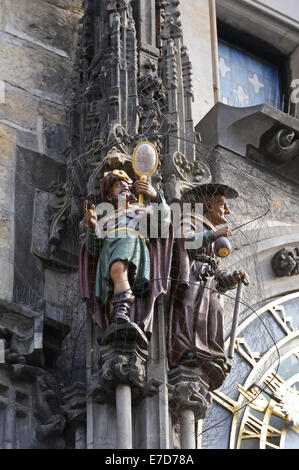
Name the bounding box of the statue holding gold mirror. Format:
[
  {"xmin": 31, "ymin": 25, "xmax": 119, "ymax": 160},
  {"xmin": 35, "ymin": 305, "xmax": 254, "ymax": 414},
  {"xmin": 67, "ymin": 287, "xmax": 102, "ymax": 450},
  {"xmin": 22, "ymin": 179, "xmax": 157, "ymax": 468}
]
[
  {"xmin": 79, "ymin": 143, "xmax": 173, "ymax": 342},
  {"xmin": 132, "ymin": 141, "xmax": 159, "ymax": 205}
]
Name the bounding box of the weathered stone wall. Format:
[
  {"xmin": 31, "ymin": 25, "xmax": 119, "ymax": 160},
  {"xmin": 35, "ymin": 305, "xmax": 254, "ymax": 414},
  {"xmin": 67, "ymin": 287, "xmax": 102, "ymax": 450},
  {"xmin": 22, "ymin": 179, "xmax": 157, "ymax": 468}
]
[
  {"xmin": 0, "ymin": 0, "xmax": 82, "ymax": 302},
  {"xmin": 0, "ymin": 1, "xmax": 84, "ymax": 449},
  {"xmin": 0, "ymin": 123, "xmax": 15, "ymax": 300}
]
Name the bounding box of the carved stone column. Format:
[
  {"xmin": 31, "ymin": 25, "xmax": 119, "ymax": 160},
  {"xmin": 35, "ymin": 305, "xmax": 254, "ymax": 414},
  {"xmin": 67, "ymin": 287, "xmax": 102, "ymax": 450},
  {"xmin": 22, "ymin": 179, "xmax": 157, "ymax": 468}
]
[
  {"xmin": 179, "ymin": 408, "xmax": 195, "ymax": 449},
  {"xmin": 168, "ymin": 365, "xmax": 211, "ymax": 449},
  {"xmin": 115, "ymin": 384, "xmax": 132, "ymax": 448},
  {"xmin": 2, "ymin": 390, "xmax": 16, "ymax": 449}
]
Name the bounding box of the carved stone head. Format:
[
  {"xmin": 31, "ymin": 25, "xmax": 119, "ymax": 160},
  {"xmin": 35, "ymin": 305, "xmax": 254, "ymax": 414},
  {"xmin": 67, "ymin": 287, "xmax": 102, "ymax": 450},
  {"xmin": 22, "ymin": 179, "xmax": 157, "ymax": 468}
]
[{"xmin": 271, "ymin": 248, "xmax": 299, "ymax": 277}]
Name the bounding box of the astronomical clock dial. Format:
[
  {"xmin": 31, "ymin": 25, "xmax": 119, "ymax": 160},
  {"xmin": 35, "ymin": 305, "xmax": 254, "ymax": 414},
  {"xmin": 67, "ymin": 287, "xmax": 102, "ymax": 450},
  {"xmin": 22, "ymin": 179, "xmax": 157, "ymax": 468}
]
[{"xmin": 211, "ymin": 292, "xmax": 299, "ymax": 449}]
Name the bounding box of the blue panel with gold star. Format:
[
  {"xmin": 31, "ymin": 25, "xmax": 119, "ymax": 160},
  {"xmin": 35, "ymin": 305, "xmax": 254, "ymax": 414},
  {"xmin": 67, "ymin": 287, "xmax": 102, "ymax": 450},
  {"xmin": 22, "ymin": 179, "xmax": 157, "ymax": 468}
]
[{"xmin": 218, "ymin": 40, "xmax": 281, "ymax": 109}]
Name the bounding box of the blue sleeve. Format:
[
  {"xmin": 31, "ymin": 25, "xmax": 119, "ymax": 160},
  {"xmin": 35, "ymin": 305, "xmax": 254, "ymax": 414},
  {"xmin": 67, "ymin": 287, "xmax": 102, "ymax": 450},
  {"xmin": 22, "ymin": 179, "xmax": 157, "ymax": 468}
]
[{"xmin": 185, "ymin": 229, "xmax": 214, "ymax": 248}]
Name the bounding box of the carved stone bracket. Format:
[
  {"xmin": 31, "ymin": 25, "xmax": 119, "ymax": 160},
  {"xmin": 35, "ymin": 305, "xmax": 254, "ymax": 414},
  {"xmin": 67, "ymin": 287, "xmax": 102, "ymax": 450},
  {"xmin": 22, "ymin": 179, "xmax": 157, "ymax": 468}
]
[
  {"xmin": 62, "ymin": 382, "xmax": 86, "ymax": 429},
  {"xmin": 0, "ymin": 301, "xmax": 70, "ymax": 448},
  {"xmin": 0, "ymin": 300, "xmax": 44, "ymax": 367},
  {"xmin": 168, "ymin": 365, "xmax": 211, "ymax": 421},
  {"xmin": 8, "ymin": 363, "xmax": 66, "ymax": 449},
  {"xmin": 246, "ymin": 126, "xmax": 299, "ymax": 184},
  {"xmin": 164, "ymin": 151, "xmax": 211, "ymax": 202},
  {"xmin": 88, "ymin": 323, "xmax": 149, "ymax": 403},
  {"xmin": 160, "ymin": 0, "xmax": 183, "ymax": 40},
  {"xmin": 271, "ymin": 247, "xmax": 299, "ymax": 277},
  {"xmin": 0, "ymin": 299, "xmax": 70, "ymax": 371},
  {"xmin": 196, "ymin": 102, "xmax": 299, "ymax": 187},
  {"xmin": 101, "ymin": 352, "xmax": 147, "ymax": 389},
  {"xmin": 260, "ymin": 128, "xmax": 299, "ymax": 163},
  {"xmin": 32, "ymin": 187, "xmax": 79, "ymax": 271}
]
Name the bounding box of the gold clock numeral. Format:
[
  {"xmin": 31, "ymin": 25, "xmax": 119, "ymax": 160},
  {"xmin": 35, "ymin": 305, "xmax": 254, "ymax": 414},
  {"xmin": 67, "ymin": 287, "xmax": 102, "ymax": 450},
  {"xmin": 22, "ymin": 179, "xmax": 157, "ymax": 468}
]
[
  {"xmin": 269, "ymin": 305, "xmax": 295, "ymax": 335},
  {"xmin": 264, "ymin": 372, "xmax": 286, "ymax": 394},
  {"xmin": 220, "ymin": 294, "xmax": 299, "ymax": 449},
  {"xmin": 235, "ymin": 338, "xmax": 261, "ymax": 367},
  {"xmin": 212, "ymin": 390, "xmax": 239, "ymax": 414},
  {"xmin": 239, "ymin": 406, "xmax": 284, "ymax": 449},
  {"xmin": 241, "ymin": 414, "xmax": 263, "ymax": 438}
]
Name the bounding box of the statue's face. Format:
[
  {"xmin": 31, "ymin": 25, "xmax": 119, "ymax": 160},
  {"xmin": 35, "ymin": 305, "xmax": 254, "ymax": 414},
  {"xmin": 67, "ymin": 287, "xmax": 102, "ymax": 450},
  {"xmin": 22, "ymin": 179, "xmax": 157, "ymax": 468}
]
[
  {"xmin": 107, "ymin": 179, "xmax": 131, "ymax": 206},
  {"xmin": 205, "ymin": 194, "xmax": 230, "ymax": 226},
  {"xmin": 111, "ymin": 180, "xmax": 130, "ymax": 197}
]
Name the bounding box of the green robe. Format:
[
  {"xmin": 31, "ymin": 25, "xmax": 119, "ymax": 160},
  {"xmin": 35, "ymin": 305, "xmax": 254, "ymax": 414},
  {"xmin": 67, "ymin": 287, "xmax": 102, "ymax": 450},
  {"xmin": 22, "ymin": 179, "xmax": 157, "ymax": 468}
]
[{"xmin": 86, "ymin": 191, "xmax": 170, "ymax": 306}]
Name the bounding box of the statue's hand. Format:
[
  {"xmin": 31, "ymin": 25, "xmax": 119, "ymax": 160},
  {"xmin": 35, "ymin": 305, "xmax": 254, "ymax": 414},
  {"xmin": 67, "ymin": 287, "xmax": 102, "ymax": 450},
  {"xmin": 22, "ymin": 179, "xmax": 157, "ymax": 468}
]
[
  {"xmin": 213, "ymin": 226, "xmax": 232, "ymax": 240},
  {"xmin": 232, "ymin": 270, "xmax": 249, "ymax": 286},
  {"xmin": 133, "ymin": 180, "xmax": 157, "ymax": 201},
  {"xmin": 83, "ymin": 200, "xmax": 97, "ymax": 230}
]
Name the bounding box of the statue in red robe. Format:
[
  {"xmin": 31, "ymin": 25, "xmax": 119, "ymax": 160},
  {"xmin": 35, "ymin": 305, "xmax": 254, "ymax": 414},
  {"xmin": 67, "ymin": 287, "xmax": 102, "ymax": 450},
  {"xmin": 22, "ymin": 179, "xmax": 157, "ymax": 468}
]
[{"xmin": 167, "ymin": 184, "xmax": 249, "ymax": 390}]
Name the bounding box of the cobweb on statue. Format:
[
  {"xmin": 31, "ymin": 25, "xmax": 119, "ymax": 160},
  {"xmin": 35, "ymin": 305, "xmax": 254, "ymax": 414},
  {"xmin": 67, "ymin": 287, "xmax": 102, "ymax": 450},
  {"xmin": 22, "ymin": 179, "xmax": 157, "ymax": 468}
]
[{"xmin": 3, "ymin": 79, "xmax": 292, "ymax": 448}]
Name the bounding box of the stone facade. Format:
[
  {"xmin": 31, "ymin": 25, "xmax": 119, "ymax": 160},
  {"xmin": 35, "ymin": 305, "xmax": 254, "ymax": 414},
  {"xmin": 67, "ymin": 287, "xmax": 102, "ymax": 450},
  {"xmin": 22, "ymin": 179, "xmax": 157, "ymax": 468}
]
[{"xmin": 0, "ymin": 0, "xmax": 83, "ymax": 449}]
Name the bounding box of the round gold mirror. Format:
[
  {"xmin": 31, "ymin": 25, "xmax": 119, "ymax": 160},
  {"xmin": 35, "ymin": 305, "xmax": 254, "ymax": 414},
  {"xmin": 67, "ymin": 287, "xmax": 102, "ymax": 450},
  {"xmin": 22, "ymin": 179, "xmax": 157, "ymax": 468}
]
[{"xmin": 132, "ymin": 142, "xmax": 158, "ymax": 204}]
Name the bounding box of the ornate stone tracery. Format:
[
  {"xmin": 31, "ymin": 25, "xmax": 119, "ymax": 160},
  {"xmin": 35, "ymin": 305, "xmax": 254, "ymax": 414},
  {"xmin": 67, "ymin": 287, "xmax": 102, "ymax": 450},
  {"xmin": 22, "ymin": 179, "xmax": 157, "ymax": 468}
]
[
  {"xmin": 27, "ymin": 0, "xmax": 215, "ymax": 450},
  {"xmin": 31, "ymin": 0, "xmax": 212, "ymax": 271}
]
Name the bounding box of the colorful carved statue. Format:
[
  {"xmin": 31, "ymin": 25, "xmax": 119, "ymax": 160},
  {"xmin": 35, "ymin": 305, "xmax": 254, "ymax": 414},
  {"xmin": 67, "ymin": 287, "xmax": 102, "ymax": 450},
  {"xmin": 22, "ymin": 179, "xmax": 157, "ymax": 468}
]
[
  {"xmin": 167, "ymin": 183, "xmax": 249, "ymax": 391},
  {"xmin": 79, "ymin": 169, "xmax": 173, "ymax": 340}
]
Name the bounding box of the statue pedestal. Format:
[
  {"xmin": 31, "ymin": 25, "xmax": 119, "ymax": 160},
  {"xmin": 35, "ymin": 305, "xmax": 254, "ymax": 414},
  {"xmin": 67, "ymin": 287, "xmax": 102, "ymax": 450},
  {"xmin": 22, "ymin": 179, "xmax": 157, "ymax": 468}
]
[
  {"xmin": 168, "ymin": 365, "xmax": 211, "ymax": 449},
  {"xmin": 87, "ymin": 322, "xmax": 148, "ymax": 449},
  {"xmin": 179, "ymin": 408, "xmax": 195, "ymax": 449}
]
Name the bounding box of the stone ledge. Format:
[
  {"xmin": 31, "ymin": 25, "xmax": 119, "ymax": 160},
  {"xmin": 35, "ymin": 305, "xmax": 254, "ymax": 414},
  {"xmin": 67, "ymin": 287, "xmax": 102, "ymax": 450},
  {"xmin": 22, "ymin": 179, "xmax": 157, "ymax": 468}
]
[
  {"xmin": 196, "ymin": 102, "xmax": 299, "ymax": 187},
  {"xmin": 43, "ymin": 0, "xmax": 83, "ymax": 14},
  {"xmin": 0, "ymin": 298, "xmax": 41, "ymax": 319},
  {"xmin": 0, "ymin": 298, "xmax": 70, "ymax": 368},
  {"xmin": 196, "ymin": 102, "xmax": 299, "ymax": 156}
]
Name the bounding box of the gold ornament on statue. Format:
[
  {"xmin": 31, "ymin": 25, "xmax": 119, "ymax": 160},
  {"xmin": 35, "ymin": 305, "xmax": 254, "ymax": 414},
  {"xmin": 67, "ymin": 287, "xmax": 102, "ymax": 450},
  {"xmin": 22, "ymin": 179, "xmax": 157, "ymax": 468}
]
[
  {"xmin": 214, "ymin": 236, "xmax": 232, "ymax": 258},
  {"xmin": 132, "ymin": 142, "xmax": 158, "ymax": 205}
]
